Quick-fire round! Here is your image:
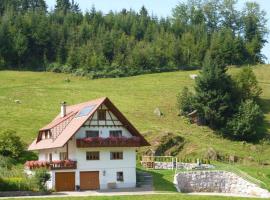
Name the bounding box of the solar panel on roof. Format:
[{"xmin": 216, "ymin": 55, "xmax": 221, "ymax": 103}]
[{"xmin": 76, "ymin": 105, "xmax": 96, "ymax": 118}]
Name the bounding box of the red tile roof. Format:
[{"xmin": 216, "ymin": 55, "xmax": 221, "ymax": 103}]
[{"xmin": 28, "ymin": 97, "xmax": 149, "ymax": 150}]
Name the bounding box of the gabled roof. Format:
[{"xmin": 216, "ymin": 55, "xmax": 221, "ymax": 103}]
[{"xmin": 28, "ymin": 97, "xmax": 149, "ymax": 150}]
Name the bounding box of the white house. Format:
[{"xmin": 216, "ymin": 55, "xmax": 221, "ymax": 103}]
[{"xmin": 26, "ymin": 97, "xmax": 149, "ymax": 191}]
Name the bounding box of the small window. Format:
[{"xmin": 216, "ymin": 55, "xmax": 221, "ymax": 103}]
[
  {"xmin": 45, "ymin": 131, "xmax": 48, "ymax": 139},
  {"xmin": 117, "ymin": 172, "xmax": 124, "ymax": 182},
  {"xmin": 98, "ymin": 109, "xmax": 106, "ymax": 120},
  {"xmin": 109, "ymin": 130, "xmax": 122, "ymax": 137},
  {"xmin": 59, "ymin": 152, "xmax": 67, "ymax": 161},
  {"xmin": 49, "ymin": 153, "xmax": 52, "ymax": 162},
  {"xmin": 86, "ymin": 151, "xmax": 100, "ymax": 160},
  {"xmin": 110, "ymin": 152, "xmax": 123, "ymax": 160},
  {"xmin": 86, "ymin": 130, "xmax": 99, "ymax": 138},
  {"xmin": 49, "ymin": 131, "xmax": 52, "ymax": 138}
]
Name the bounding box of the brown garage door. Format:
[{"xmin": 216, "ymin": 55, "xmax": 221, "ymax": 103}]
[
  {"xmin": 80, "ymin": 171, "xmax": 100, "ymax": 190},
  {"xmin": 55, "ymin": 172, "xmax": 75, "ymax": 191}
]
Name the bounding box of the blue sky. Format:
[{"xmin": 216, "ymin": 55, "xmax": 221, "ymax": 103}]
[{"xmin": 45, "ymin": 0, "xmax": 270, "ymax": 63}]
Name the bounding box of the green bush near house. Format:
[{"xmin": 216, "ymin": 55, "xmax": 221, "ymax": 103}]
[
  {"xmin": 0, "ymin": 130, "xmax": 25, "ymax": 159},
  {"xmin": 0, "ymin": 177, "xmax": 34, "ymax": 191},
  {"xmin": 33, "ymin": 169, "xmax": 51, "ymax": 191}
]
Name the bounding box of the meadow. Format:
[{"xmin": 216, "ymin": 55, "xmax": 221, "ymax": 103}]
[
  {"xmin": 1, "ymin": 64, "xmax": 270, "ymax": 196},
  {"xmin": 1, "ymin": 65, "xmax": 270, "ymax": 159}
]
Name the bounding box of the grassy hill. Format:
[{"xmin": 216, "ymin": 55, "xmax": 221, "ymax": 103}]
[{"xmin": 0, "ymin": 65, "xmax": 270, "ymax": 161}]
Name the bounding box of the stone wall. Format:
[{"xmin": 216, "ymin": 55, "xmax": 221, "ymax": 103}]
[{"xmin": 174, "ymin": 171, "xmax": 270, "ymax": 198}]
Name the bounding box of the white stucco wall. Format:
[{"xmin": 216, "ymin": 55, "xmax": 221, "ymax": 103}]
[
  {"xmin": 46, "ymin": 147, "xmax": 136, "ymax": 190},
  {"xmin": 38, "ymin": 103, "xmax": 138, "ymax": 190}
]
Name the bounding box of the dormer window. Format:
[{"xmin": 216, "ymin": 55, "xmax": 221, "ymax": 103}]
[
  {"xmin": 98, "ymin": 109, "xmax": 106, "ymax": 120},
  {"xmin": 43, "ymin": 131, "xmax": 52, "ymax": 139}
]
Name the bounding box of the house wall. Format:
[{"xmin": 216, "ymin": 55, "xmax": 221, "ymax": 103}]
[
  {"xmin": 76, "ymin": 147, "xmax": 136, "ymax": 189},
  {"xmin": 37, "ymin": 103, "xmax": 138, "ymax": 190},
  {"xmin": 48, "ymin": 147, "xmax": 136, "ymax": 190}
]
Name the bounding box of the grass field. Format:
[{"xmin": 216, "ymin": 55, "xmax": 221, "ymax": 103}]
[
  {"xmin": 1, "ymin": 65, "xmax": 270, "ymax": 160},
  {"xmin": 2, "ymin": 194, "xmax": 267, "ymax": 200},
  {"xmin": 1, "ymin": 65, "xmax": 270, "ymax": 197}
]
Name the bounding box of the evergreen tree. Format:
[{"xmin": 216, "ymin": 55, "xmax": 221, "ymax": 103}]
[
  {"xmin": 55, "ymin": 0, "xmax": 71, "ymax": 14},
  {"xmin": 242, "ymin": 2, "xmax": 267, "ymax": 63},
  {"xmin": 194, "ymin": 58, "xmax": 234, "ymax": 129},
  {"xmin": 234, "ymin": 67, "xmax": 262, "ymax": 101}
]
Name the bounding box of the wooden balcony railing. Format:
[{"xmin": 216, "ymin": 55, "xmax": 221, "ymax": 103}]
[
  {"xmin": 76, "ymin": 136, "xmax": 141, "ymax": 147},
  {"xmin": 25, "ymin": 160, "xmax": 77, "ymax": 170}
]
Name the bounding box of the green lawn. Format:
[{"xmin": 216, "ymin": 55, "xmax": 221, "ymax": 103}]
[
  {"xmin": 2, "ymin": 194, "xmax": 267, "ymax": 200},
  {"xmin": 138, "ymin": 162, "xmax": 270, "ymax": 192}
]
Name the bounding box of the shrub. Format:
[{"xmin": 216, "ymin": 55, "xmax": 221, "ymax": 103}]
[
  {"xmin": 225, "ymin": 100, "xmax": 263, "ymax": 141},
  {"xmin": 177, "ymin": 87, "xmax": 195, "ymax": 115},
  {"xmin": 0, "ymin": 130, "xmax": 25, "ymax": 159},
  {"xmin": 234, "ymin": 67, "xmax": 262, "ymax": 101},
  {"xmin": 34, "ymin": 169, "xmax": 50, "ymax": 191}
]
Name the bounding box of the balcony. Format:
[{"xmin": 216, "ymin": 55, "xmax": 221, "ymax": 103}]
[
  {"xmin": 76, "ymin": 136, "xmax": 141, "ymax": 148},
  {"xmin": 25, "ymin": 160, "xmax": 77, "ymax": 170}
]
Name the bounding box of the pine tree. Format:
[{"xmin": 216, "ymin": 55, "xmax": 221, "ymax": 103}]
[
  {"xmin": 194, "ymin": 57, "xmax": 234, "ymax": 129},
  {"xmin": 55, "ymin": 0, "xmax": 71, "ymax": 14}
]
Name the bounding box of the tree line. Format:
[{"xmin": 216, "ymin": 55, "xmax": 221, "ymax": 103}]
[{"xmin": 0, "ymin": 0, "xmax": 268, "ymax": 78}]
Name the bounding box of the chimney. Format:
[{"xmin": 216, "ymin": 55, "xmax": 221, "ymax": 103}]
[{"xmin": 61, "ymin": 102, "xmax": 67, "ymax": 117}]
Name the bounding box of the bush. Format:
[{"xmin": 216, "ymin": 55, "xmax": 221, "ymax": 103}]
[
  {"xmin": 34, "ymin": 169, "xmax": 50, "ymax": 191},
  {"xmin": 225, "ymin": 100, "xmax": 263, "ymax": 141},
  {"xmin": 234, "ymin": 67, "xmax": 262, "ymax": 101},
  {"xmin": 0, "ymin": 155, "xmax": 14, "ymax": 169},
  {"xmin": 0, "ymin": 130, "xmax": 25, "ymax": 159},
  {"xmin": 177, "ymin": 87, "xmax": 195, "ymax": 115},
  {"xmin": 0, "ymin": 177, "xmax": 31, "ymax": 191}
]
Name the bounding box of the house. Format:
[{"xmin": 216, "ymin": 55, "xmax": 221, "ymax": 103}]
[{"xmin": 25, "ymin": 97, "xmax": 149, "ymax": 191}]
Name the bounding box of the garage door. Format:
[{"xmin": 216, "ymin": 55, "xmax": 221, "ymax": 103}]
[
  {"xmin": 80, "ymin": 171, "xmax": 100, "ymax": 190},
  {"xmin": 55, "ymin": 172, "xmax": 75, "ymax": 191}
]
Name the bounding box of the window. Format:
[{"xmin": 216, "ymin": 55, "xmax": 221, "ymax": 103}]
[
  {"xmin": 44, "ymin": 131, "xmax": 52, "ymax": 139},
  {"xmin": 49, "ymin": 131, "xmax": 52, "ymax": 138},
  {"xmin": 45, "ymin": 131, "xmax": 48, "ymax": 139},
  {"xmin": 110, "ymin": 152, "xmax": 123, "ymax": 160},
  {"xmin": 98, "ymin": 109, "xmax": 106, "ymax": 120},
  {"xmin": 59, "ymin": 152, "xmax": 67, "ymax": 161},
  {"xmin": 86, "ymin": 130, "xmax": 99, "ymax": 138},
  {"xmin": 49, "ymin": 153, "xmax": 52, "ymax": 162},
  {"xmin": 117, "ymin": 172, "xmax": 124, "ymax": 182},
  {"xmin": 86, "ymin": 151, "xmax": 100, "ymax": 160},
  {"xmin": 109, "ymin": 130, "xmax": 122, "ymax": 137}
]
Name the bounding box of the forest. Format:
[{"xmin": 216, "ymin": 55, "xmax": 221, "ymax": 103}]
[{"xmin": 0, "ymin": 0, "xmax": 268, "ymax": 78}]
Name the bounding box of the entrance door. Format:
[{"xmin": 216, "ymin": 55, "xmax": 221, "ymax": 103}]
[
  {"xmin": 55, "ymin": 172, "xmax": 75, "ymax": 191},
  {"xmin": 80, "ymin": 171, "xmax": 100, "ymax": 190}
]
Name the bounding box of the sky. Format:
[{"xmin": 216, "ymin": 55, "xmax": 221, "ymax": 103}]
[{"xmin": 45, "ymin": 0, "xmax": 270, "ymax": 63}]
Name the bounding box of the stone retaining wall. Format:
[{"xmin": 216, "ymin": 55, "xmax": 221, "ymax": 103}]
[{"xmin": 174, "ymin": 171, "xmax": 270, "ymax": 198}]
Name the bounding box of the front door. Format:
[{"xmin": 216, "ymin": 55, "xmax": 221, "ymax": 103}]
[{"xmin": 80, "ymin": 171, "xmax": 100, "ymax": 190}]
